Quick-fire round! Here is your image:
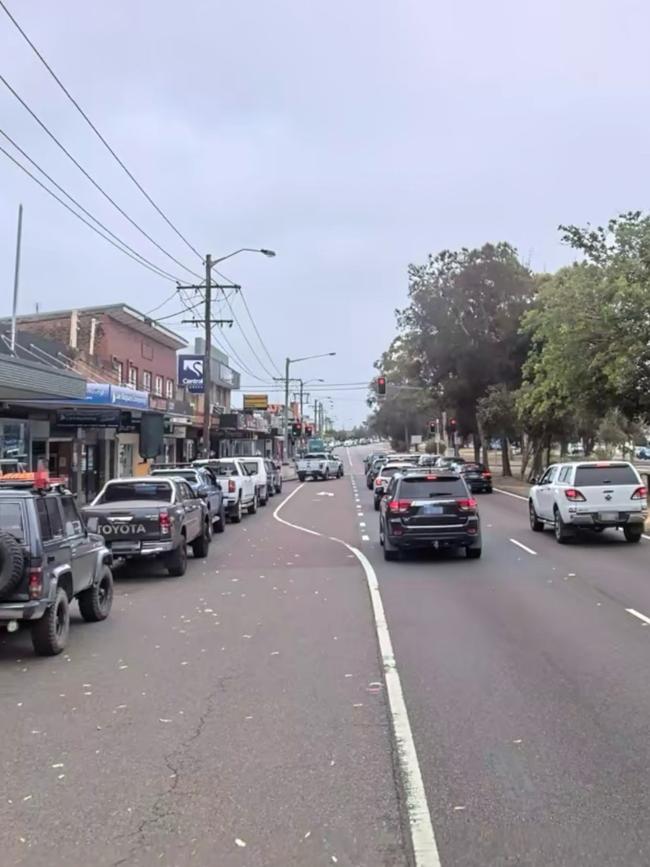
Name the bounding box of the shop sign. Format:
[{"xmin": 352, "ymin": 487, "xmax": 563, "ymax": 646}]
[
  {"xmin": 178, "ymin": 355, "xmax": 204, "ymax": 393},
  {"xmin": 56, "ymin": 408, "xmax": 120, "ymax": 427},
  {"xmin": 243, "ymin": 393, "xmax": 268, "ymax": 411},
  {"xmin": 83, "ymin": 382, "xmax": 149, "ymax": 409}
]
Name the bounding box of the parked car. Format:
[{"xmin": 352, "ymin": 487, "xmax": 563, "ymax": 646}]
[
  {"xmin": 459, "ymin": 462, "xmax": 493, "ymax": 493},
  {"xmin": 151, "ymin": 465, "xmax": 226, "ymax": 533},
  {"xmin": 0, "ymin": 476, "xmax": 113, "ymax": 655},
  {"xmin": 264, "ymin": 459, "xmax": 283, "ymax": 496},
  {"xmin": 379, "ymin": 469, "xmax": 482, "ymax": 560},
  {"xmin": 296, "ymin": 453, "xmax": 343, "ymax": 481},
  {"xmin": 193, "ymin": 458, "xmax": 257, "ymax": 522},
  {"xmin": 83, "ymin": 476, "xmax": 210, "ymax": 576},
  {"xmin": 528, "ymin": 460, "xmax": 647, "ymax": 543},
  {"xmin": 239, "ymin": 457, "xmax": 270, "ymax": 505},
  {"xmin": 373, "ymin": 463, "xmax": 410, "ymax": 510}
]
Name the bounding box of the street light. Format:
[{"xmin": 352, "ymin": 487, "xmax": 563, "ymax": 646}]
[
  {"xmin": 201, "ymin": 247, "xmax": 276, "ymax": 457},
  {"xmin": 283, "ymin": 353, "xmax": 335, "ymax": 462}
]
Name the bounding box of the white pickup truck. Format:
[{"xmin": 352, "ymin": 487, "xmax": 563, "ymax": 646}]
[
  {"xmin": 193, "ymin": 458, "xmax": 257, "ymax": 522},
  {"xmin": 296, "ymin": 452, "xmax": 343, "ymax": 482}
]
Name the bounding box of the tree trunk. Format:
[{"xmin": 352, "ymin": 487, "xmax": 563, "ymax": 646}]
[
  {"xmin": 473, "ymin": 436, "xmax": 480, "ymax": 462},
  {"xmin": 531, "ymin": 442, "xmax": 545, "ymax": 481},
  {"xmin": 475, "ymin": 419, "xmax": 488, "ymax": 468},
  {"xmin": 584, "ymin": 435, "xmax": 594, "ymax": 456},
  {"xmin": 520, "ymin": 433, "xmax": 531, "ymax": 479},
  {"xmin": 545, "ymin": 436, "xmax": 552, "ymax": 467},
  {"xmin": 559, "ymin": 437, "xmax": 568, "ymax": 457},
  {"xmin": 501, "ymin": 435, "xmax": 512, "ymax": 477}
]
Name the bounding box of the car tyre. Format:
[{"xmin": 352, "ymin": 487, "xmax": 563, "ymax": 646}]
[
  {"xmin": 166, "ymin": 538, "xmax": 188, "ymax": 576},
  {"xmin": 466, "ymin": 546, "xmax": 482, "ymax": 559},
  {"xmin": 248, "ymin": 494, "xmax": 258, "ymax": 515},
  {"xmin": 31, "ymin": 587, "xmax": 70, "ymax": 656},
  {"xmin": 259, "ymin": 487, "xmax": 268, "ymax": 506},
  {"xmin": 324, "ymin": 468, "xmax": 330, "ymax": 481},
  {"xmin": 624, "ymin": 526, "xmax": 642, "ymax": 543},
  {"xmin": 230, "ymin": 498, "xmax": 243, "ymax": 524},
  {"xmin": 78, "ymin": 565, "xmax": 113, "ymax": 622},
  {"xmin": 215, "ymin": 505, "xmax": 226, "ymax": 533},
  {"xmin": 553, "ymin": 509, "xmax": 572, "ymax": 544},
  {"xmin": 298, "ymin": 473, "xmax": 306, "ymax": 482},
  {"xmin": 529, "ymin": 500, "xmax": 544, "ymax": 532},
  {"xmin": 374, "ymin": 498, "xmax": 381, "ymax": 511},
  {"xmin": 192, "ymin": 522, "xmax": 211, "ymax": 558}
]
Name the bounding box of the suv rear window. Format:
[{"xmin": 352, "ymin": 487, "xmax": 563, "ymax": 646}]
[
  {"xmin": 98, "ymin": 482, "xmax": 173, "ymax": 503},
  {"xmin": 398, "ymin": 476, "xmax": 468, "ymax": 498},
  {"xmin": 574, "ymin": 465, "xmax": 639, "ymax": 486},
  {"xmin": 211, "ymin": 462, "xmax": 238, "ymax": 476},
  {"xmin": 0, "ymin": 501, "xmax": 24, "ymax": 539},
  {"xmin": 152, "ymin": 469, "xmax": 198, "ymax": 483}
]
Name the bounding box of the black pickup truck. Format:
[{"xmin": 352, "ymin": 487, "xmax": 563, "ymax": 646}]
[{"xmin": 82, "ymin": 476, "xmax": 210, "ymax": 577}]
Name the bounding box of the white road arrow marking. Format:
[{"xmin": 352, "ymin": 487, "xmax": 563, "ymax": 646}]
[{"xmin": 317, "ymin": 491, "xmax": 335, "ymax": 497}]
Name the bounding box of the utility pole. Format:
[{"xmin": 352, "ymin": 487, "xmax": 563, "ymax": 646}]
[
  {"xmin": 283, "ymin": 356, "xmax": 290, "ymax": 464},
  {"xmin": 203, "ymin": 254, "xmax": 212, "ymax": 458},
  {"xmin": 10, "ymin": 203, "xmax": 23, "ymax": 352}
]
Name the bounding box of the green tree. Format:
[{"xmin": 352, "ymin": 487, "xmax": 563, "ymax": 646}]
[{"xmin": 477, "ymin": 384, "xmax": 518, "ymax": 476}]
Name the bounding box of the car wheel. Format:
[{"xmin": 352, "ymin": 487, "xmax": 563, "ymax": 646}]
[
  {"xmin": 260, "ymin": 487, "xmax": 268, "ymax": 506},
  {"xmin": 485, "ymin": 486, "xmax": 493, "ymax": 493},
  {"xmin": 374, "ymin": 498, "xmax": 381, "ymax": 511},
  {"xmin": 324, "ymin": 468, "xmax": 330, "ymax": 481},
  {"xmin": 553, "ymin": 509, "xmax": 572, "ymax": 544},
  {"xmin": 276, "ymin": 482, "xmax": 283, "ymax": 494},
  {"xmin": 383, "ymin": 546, "xmax": 399, "ymax": 561},
  {"xmin": 248, "ymin": 494, "xmax": 258, "ymax": 515},
  {"xmin": 166, "ymin": 539, "xmax": 188, "ymax": 576},
  {"xmin": 466, "ymin": 546, "xmax": 482, "ymax": 559},
  {"xmin": 31, "ymin": 587, "xmax": 70, "ymax": 656},
  {"xmin": 230, "ymin": 498, "xmax": 243, "ymax": 524},
  {"xmin": 78, "ymin": 565, "xmax": 114, "ymax": 622},
  {"xmin": 529, "ymin": 500, "xmax": 544, "ymax": 532},
  {"xmin": 191, "ymin": 521, "xmax": 211, "ymax": 558},
  {"xmin": 215, "ymin": 505, "xmax": 226, "ymax": 533},
  {"xmin": 624, "ymin": 526, "xmax": 642, "ymax": 543},
  {"xmin": 298, "ymin": 473, "xmax": 306, "ymax": 482}
]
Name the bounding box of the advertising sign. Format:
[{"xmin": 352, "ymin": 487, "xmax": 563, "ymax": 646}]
[
  {"xmin": 243, "ymin": 393, "xmax": 268, "ymax": 411},
  {"xmin": 178, "ymin": 355, "xmax": 204, "ymax": 393}
]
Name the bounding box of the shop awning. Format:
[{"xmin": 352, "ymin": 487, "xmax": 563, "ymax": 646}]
[{"xmin": 0, "ymin": 355, "xmax": 85, "ymax": 401}]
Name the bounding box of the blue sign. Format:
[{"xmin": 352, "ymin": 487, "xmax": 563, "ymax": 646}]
[
  {"xmin": 83, "ymin": 382, "xmax": 149, "ymax": 410},
  {"xmin": 178, "ymin": 355, "xmax": 204, "ymax": 393}
]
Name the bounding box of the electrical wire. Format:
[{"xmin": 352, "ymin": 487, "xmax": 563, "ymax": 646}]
[
  {"xmin": 237, "ymin": 288, "xmax": 282, "ymax": 376},
  {"xmin": 0, "ymin": 142, "xmax": 181, "ymax": 283},
  {"xmin": 0, "ymin": 0, "xmax": 203, "ymax": 261},
  {"xmin": 0, "ymin": 128, "xmax": 183, "ymax": 283},
  {"xmin": 146, "ymin": 287, "xmax": 183, "ymax": 315},
  {"xmin": 0, "ymin": 72, "xmax": 202, "ymax": 279}
]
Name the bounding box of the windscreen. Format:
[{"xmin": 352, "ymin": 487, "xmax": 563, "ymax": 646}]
[
  {"xmin": 98, "ymin": 482, "xmax": 173, "ymax": 503},
  {"xmin": 380, "ymin": 466, "xmax": 402, "ymax": 478},
  {"xmin": 399, "ymin": 477, "xmax": 467, "ymax": 498},
  {"xmin": 306, "ymin": 454, "xmax": 327, "ymax": 460},
  {"xmin": 210, "ymin": 462, "xmax": 238, "ymax": 476},
  {"xmin": 574, "ymin": 465, "xmax": 638, "ymax": 486},
  {"xmin": 0, "ymin": 501, "xmax": 24, "ymax": 539}
]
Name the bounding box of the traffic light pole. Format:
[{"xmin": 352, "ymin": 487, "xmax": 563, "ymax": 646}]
[{"xmin": 283, "ymin": 356, "xmax": 290, "ymax": 464}]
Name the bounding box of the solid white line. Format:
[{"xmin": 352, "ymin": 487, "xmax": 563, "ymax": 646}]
[
  {"xmin": 509, "ymin": 538, "xmax": 537, "ymax": 556},
  {"xmin": 626, "ymin": 607, "xmax": 650, "ymax": 626},
  {"xmin": 273, "ymin": 485, "xmax": 441, "ymax": 866},
  {"xmin": 494, "ymin": 487, "xmax": 528, "ymax": 501}
]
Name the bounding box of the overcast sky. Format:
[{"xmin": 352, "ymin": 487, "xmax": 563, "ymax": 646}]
[{"xmin": 1, "ymin": 0, "xmax": 648, "ymax": 426}]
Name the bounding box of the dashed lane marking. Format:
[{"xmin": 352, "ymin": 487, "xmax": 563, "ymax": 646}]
[
  {"xmin": 361, "ymin": 534, "xmax": 370, "ymax": 541},
  {"xmin": 509, "ymin": 538, "xmax": 537, "ymax": 556},
  {"xmin": 494, "ymin": 487, "xmax": 527, "ymax": 501},
  {"xmin": 626, "ymin": 608, "xmax": 650, "ymax": 626},
  {"xmin": 273, "ymin": 484, "xmax": 441, "ymax": 867}
]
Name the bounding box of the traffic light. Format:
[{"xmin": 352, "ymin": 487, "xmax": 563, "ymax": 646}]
[
  {"xmin": 291, "ymin": 422, "xmax": 302, "ymax": 437},
  {"xmin": 448, "ymin": 418, "xmax": 457, "ymax": 434},
  {"xmin": 376, "ymin": 375, "xmax": 386, "ymax": 396},
  {"xmin": 305, "ymin": 425, "xmax": 313, "ymax": 437},
  {"xmin": 429, "ymin": 420, "xmax": 436, "ymax": 435}
]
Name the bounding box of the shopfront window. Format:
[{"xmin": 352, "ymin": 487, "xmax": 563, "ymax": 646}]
[
  {"xmin": 165, "ymin": 379, "xmax": 174, "ymax": 400},
  {"xmin": 0, "ymin": 420, "xmax": 29, "ymax": 471}
]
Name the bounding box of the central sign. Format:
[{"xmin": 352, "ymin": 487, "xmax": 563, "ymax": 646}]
[{"xmin": 178, "ymin": 355, "xmax": 204, "ymax": 393}]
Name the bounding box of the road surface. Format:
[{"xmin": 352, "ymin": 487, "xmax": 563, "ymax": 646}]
[{"xmin": 4, "ymin": 444, "xmax": 650, "ymax": 865}]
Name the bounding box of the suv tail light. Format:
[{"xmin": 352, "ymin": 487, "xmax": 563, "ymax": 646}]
[
  {"xmin": 565, "ymin": 488, "xmax": 586, "ymax": 501},
  {"xmin": 482, "ymin": 471, "xmax": 492, "ymax": 479},
  {"xmin": 159, "ymin": 510, "xmax": 171, "ymax": 535},
  {"xmin": 28, "ymin": 567, "xmax": 43, "ymax": 600},
  {"xmin": 228, "ymin": 479, "xmax": 236, "ymax": 494},
  {"xmin": 631, "ymin": 486, "xmax": 648, "ymax": 500},
  {"xmin": 388, "ymin": 499, "xmax": 411, "ymax": 513},
  {"xmin": 456, "ymin": 497, "xmax": 478, "ymax": 512}
]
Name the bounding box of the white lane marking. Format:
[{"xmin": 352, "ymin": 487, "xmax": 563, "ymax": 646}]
[
  {"xmin": 643, "ymin": 535, "xmax": 650, "ymax": 541},
  {"xmin": 346, "ymin": 446, "xmax": 354, "ymax": 469},
  {"xmin": 626, "ymin": 608, "xmax": 650, "ymax": 626},
  {"xmin": 359, "ymin": 522, "xmax": 366, "ymax": 528},
  {"xmin": 361, "ymin": 534, "xmax": 370, "ymax": 541},
  {"xmin": 273, "ymin": 486, "xmax": 441, "ymax": 867},
  {"xmin": 494, "ymin": 487, "xmax": 527, "ymax": 501},
  {"xmin": 509, "ymin": 538, "xmax": 537, "ymax": 556}
]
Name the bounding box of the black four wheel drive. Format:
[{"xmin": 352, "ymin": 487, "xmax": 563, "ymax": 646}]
[{"xmin": 0, "ymin": 479, "xmax": 114, "ymax": 656}]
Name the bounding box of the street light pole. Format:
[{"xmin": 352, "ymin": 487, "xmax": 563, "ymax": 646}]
[
  {"xmin": 202, "ymin": 253, "xmax": 212, "ymax": 458},
  {"xmin": 281, "ymin": 355, "xmax": 335, "ymax": 462}
]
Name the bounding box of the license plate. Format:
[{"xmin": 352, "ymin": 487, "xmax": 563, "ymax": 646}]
[
  {"xmin": 111, "ymin": 541, "xmax": 141, "ymax": 553},
  {"xmin": 421, "ymin": 504, "xmax": 443, "ymax": 515},
  {"xmin": 598, "ymin": 512, "xmax": 618, "ymax": 522}
]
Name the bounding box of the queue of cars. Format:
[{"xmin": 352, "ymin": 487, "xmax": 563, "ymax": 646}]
[{"xmin": 0, "ymin": 455, "xmax": 284, "ymax": 655}]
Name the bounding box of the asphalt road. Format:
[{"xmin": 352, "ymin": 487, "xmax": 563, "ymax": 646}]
[{"xmin": 6, "ymin": 448, "xmax": 650, "ymax": 867}]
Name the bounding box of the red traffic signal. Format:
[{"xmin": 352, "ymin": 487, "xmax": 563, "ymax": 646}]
[
  {"xmin": 376, "ymin": 376, "xmax": 386, "ymax": 396},
  {"xmin": 449, "ymin": 418, "xmax": 457, "ymax": 430}
]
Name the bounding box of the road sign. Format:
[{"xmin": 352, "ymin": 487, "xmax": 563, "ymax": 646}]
[
  {"xmin": 243, "ymin": 393, "xmax": 269, "ymax": 411},
  {"xmin": 178, "ymin": 355, "xmax": 204, "ymax": 393},
  {"xmin": 411, "ymin": 435, "xmax": 423, "ymax": 445}
]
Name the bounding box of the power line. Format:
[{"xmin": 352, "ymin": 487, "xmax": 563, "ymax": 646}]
[
  {"xmin": 0, "ymin": 127, "xmax": 183, "ymax": 283},
  {"xmin": 0, "ymin": 72, "xmax": 202, "ymax": 280},
  {"xmin": 0, "ymin": 141, "xmax": 181, "ymax": 283},
  {"xmin": 145, "ymin": 287, "xmax": 183, "ymax": 315},
  {"xmin": 237, "ymin": 288, "xmax": 282, "ymax": 376},
  {"xmin": 0, "ymin": 0, "xmax": 203, "ymax": 261}
]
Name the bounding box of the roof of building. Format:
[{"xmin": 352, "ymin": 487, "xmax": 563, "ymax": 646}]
[{"xmin": 1, "ymin": 303, "xmax": 187, "ymax": 350}]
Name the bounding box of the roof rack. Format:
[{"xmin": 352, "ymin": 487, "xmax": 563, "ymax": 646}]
[{"xmin": 0, "ymin": 472, "xmax": 69, "ymax": 493}]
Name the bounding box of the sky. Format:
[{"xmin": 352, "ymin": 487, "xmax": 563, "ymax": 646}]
[{"xmin": 1, "ymin": 0, "xmax": 649, "ymax": 427}]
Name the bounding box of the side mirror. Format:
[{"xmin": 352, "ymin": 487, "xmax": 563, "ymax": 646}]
[
  {"xmin": 530, "ymin": 477, "xmax": 537, "ymax": 485},
  {"xmin": 197, "ymin": 485, "xmax": 209, "ymax": 498}
]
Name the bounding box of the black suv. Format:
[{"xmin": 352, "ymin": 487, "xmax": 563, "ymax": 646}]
[
  {"xmin": 378, "ymin": 470, "xmax": 482, "ymax": 560},
  {"xmin": 0, "ymin": 479, "xmax": 114, "ymax": 655}
]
